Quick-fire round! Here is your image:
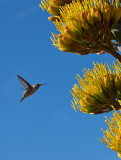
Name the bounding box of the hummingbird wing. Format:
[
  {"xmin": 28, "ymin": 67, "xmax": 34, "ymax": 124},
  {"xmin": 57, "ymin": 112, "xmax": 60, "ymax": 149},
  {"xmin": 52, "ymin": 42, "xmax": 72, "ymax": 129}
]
[{"xmin": 17, "ymin": 75, "xmax": 32, "ymax": 90}]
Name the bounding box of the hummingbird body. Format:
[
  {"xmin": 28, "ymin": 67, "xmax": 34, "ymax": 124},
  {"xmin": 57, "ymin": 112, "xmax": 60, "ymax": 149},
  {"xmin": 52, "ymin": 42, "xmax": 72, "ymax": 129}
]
[{"xmin": 17, "ymin": 75, "xmax": 47, "ymax": 103}]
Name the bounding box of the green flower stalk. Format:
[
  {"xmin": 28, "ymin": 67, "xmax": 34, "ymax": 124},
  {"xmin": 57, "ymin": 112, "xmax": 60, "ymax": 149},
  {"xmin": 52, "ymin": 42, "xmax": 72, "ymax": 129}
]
[
  {"xmin": 71, "ymin": 61, "xmax": 121, "ymax": 114},
  {"xmin": 51, "ymin": 0, "xmax": 121, "ymax": 61},
  {"xmin": 99, "ymin": 107, "xmax": 121, "ymax": 159}
]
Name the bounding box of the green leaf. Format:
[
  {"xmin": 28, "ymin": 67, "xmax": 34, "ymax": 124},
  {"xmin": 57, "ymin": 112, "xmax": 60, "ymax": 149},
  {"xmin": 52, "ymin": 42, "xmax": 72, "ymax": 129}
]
[
  {"xmin": 117, "ymin": 90, "xmax": 121, "ymax": 100},
  {"xmin": 111, "ymin": 21, "xmax": 121, "ymax": 44}
]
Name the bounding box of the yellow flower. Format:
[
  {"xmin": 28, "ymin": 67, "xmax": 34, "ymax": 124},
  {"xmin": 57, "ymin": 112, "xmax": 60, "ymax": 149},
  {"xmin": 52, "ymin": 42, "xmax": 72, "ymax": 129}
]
[
  {"xmin": 71, "ymin": 60, "xmax": 121, "ymax": 114},
  {"xmin": 39, "ymin": 0, "xmax": 79, "ymax": 21},
  {"xmin": 51, "ymin": 0, "xmax": 121, "ymax": 55},
  {"xmin": 100, "ymin": 109, "xmax": 121, "ymax": 158}
]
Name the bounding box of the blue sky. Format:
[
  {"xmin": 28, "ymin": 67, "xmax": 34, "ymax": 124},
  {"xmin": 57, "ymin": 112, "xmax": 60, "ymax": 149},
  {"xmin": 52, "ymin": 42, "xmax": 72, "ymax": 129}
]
[{"xmin": 0, "ymin": 0, "xmax": 120, "ymax": 160}]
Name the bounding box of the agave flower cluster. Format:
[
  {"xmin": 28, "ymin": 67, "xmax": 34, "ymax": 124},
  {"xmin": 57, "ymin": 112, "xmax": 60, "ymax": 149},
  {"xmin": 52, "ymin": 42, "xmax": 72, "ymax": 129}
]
[
  {"xmin": 40, "ymin": 0, "xmax": 121, "ymax": 59},
  {"xmin": 71, "ymin": 61, "xmax": 121, "ymax": 114},
  {"xmin": 50, "ymin": 0, "xmax": 121, "ymax": 55},
  {"xmin": 100, "ymin": 107, "xmax": 121, "ymax": 159}
]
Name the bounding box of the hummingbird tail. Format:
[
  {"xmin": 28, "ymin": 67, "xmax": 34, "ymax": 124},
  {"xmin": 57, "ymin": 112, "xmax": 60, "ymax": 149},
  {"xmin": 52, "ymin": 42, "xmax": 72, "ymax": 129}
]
[{"xmin": 20, "ymin": 96, "xmax": 25, "ymax": 103}]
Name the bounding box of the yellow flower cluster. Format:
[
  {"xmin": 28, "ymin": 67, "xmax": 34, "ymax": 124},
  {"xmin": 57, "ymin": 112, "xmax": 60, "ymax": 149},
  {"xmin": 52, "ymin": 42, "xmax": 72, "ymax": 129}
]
[
  {"xmin": 100, "ymin": 107, "xmax": 121, "ymax": 158},
  {"xmin": 71, "ymin": 61, "xmax": 121, "ymax": 114},
  {"xmin": 51, "ymin": 0, "xmax": 121, "ymax": 54}
]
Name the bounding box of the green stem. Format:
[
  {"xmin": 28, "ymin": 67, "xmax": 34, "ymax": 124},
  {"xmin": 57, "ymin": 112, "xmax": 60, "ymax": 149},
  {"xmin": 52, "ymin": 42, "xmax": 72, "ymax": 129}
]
[
  {"xmin": 101, "ymin": 35, "xmax": 121, "ymax": 62},
  {"xmin": 109, "ymin": 49, "xmax": 121, "ymax": 62},
  {"xmin": 98, "ymin": 43, "xmax": 121, "ymax": 62}
]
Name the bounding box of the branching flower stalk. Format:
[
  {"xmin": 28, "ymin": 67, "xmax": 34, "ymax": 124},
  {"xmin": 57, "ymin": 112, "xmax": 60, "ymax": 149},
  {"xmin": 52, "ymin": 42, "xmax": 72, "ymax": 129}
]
[{"xmin": 39, "ymin": 0, "xmax": 121, "ymax": 158}]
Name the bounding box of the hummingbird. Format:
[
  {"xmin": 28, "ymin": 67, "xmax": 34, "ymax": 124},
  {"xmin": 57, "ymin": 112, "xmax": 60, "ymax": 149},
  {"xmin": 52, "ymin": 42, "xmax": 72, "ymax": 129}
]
[{"xmin": 17, "ymin": 75, "xmax": 47, "ymax": 103}]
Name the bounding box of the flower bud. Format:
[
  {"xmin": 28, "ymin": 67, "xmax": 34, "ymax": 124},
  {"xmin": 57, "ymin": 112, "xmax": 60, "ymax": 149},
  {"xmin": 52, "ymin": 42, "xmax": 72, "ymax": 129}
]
[
  {"xmin": 48, "ymin": 3, "xmax": 60, "ymax": 16},
  {"xmin": 48, "ymin": 16, "xmax": 59, "ymax": 21}
]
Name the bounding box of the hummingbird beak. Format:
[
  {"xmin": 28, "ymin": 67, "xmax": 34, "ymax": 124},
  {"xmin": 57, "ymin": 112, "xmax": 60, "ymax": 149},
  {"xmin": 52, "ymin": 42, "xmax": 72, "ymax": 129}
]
[{"xmin": 40, "ymin": 83, "xmax": 47, "ymax": 86}]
